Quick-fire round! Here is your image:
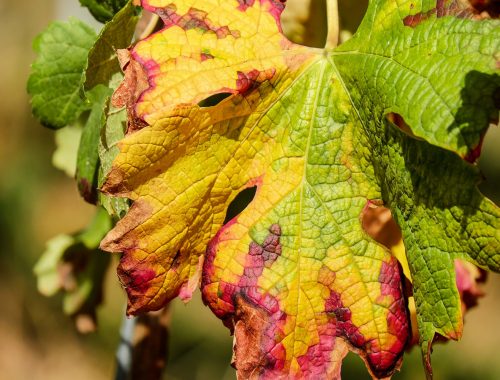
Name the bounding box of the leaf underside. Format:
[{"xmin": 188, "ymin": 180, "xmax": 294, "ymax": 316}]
[{"xmin": 100, "ymin": 0, "xmax": 500, "ymax": 378}]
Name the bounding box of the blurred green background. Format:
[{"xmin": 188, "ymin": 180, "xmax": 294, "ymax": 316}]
[{"xmin": 0, "ymin": 0, "xmax": 499, "ymax": 379}]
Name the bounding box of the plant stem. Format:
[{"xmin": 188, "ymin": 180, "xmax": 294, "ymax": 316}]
[
  {"xmin": 115, "ymin": 308, "xmax": 170, "ymax": 380},
  {"xmin": 325, "ymin": 0, "xmax": 339, "ymax": 49}
]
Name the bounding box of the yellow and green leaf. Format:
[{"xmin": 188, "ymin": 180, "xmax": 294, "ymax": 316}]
[{"xmin": 100, "ymin": 0, "xmax": 500, "ymax": 378}]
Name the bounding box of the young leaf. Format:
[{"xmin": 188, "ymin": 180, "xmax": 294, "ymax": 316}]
[
  {"xmin": 34, "ymin": 208, "xmax": 112, "ymax": 332},
  {"xmin": 80, "ymin": 0, "xmax": 130, "ymax": 23},
  {"xmin": 99, "ymin": 0, "xmax": 500, "ymax": 378},
  {"xmin": 27, "ymin": 18, "xmax": 96, "ymax": 129}
]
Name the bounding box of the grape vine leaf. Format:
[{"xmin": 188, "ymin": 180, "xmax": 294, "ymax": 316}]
[
  {"xmin": 98, "ymin": 101, "xmax": 130, "ymax": 219},
  {"xmin": 76, "ymin": 85, "xmax": 114, "ymax": 203},
  {"xmin": 100, "ymin": 0, "xmax": 500, "ymax": 378},
  {"xmin": 364, "ymin": 205, "xmax": 488, "ymax": 348},
  {"xmin": 27, "ymin": 18, "xmax": 96, "ymax": 129},
  {"xmin": 84, "ymin": 1, "xmax": 141, "ymax": 90},
  {"xmin": 78, "ymin": 2, "xmax": 139, "ymax": 205}
]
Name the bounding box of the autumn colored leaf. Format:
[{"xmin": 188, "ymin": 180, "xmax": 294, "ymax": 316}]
[{"xmin": 100, "ymin": 0, "xmax": 500, "ymax": 378}]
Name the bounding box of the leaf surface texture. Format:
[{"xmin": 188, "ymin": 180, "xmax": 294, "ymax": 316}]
[{"xmin": 100, "ymin": 1, "xmax": 500, "ymax": 377}]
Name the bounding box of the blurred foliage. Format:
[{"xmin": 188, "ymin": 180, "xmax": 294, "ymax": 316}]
[
  {"xmin": 34, "ymin": 207, "xmax": 112, "ymax": 333},
  {"xmin": 1, "ymin": 0, "xmax": 499, "ymax": 379}
]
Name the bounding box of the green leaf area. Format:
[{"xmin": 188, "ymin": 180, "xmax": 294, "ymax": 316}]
[
  {"xmin": 28, "ymin": 2, "xmax": 138, "ymax": 209},
  {"xmin": 100, "ymin": 1, "xmax": 499, "ymax": 377},
  {"xmin": 84, "ymin": 1, "xmax": 140, "ymax": 90},
  {"xmin": 29, "ymin": 3, "xmax": 137, "ymax": 326},
  {"xmin": 80, "ymin": 0, "xmax": 130, "ymax": 23},
  {"xmin": 333, "ymin": 3, "xmax": 500, "ymax": 369},
  {"xmin": 27, "ymin": 18, "xmax": 96, "ymax": 129}
]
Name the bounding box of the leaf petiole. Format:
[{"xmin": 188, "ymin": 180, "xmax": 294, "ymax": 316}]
[{"xmin": 325, "ymin": 0, "xmax": 339, "ymax": 49}]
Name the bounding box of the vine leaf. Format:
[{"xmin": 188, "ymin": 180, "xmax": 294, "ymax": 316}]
[
  {"xmin": 98, "ymin": 74, "xmax": 130, "ymax": 219},
  {"xmin": 100, "ymin": 0, "xmax": 500, "ymax": 378},
  {"xmin": 27, "ymin": 18, "xmax": 96, "ymax": 129},
  {"xmin": 76, "ymin": 85, "xmax": 114, "ymax": 203},
  {"xmin": 79, "ymin": 1, "xmax": 139, "ymax": 206},
  {"xmin": 84, "ymin": 1, "xmax": 141, "ymax": 90}
]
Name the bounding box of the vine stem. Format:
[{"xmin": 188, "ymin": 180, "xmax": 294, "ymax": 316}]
[
  {"xmin": 325, "ymin": 0, "xmax": 340, "ymax": 49},
  {"xmin": 115, "ymin": 307, "xmax": 170, "ymax": 380}
]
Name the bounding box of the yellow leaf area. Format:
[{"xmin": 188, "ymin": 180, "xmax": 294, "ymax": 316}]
[
  {"xmin": 134, "ymin": 0, "xmax": 302, "ymax": 124},
  {"xmin": 101, "ymin": 1, "xmax": 410, "ymax": 378}
]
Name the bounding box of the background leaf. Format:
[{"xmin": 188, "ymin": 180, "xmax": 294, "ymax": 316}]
[
  {"xmin": 34, "ymin": 207, "xmax": 112, "ymax": 333},
  {"xmin": 27, "ymin": 18, "xmax": 96, "ymax": 129},
  {"xmin": 98, "ymin": 90, "xmax": 130, "ymax": 219}
]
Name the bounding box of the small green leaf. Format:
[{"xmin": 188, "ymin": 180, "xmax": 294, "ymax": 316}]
[
  {"xmin": 84, "ymin": 1, "xmax": 141, "ymax": 90},
  {"xmin": 27, "ymin": 18, "xmax": 96, "ymax": 129},
  {"xmin": 76, "ymin": 85, "xmax": 114, "ymax": 204},
  {"xmin": 80, "ymin": 0, "xmax": 130, "ymax": 23}
]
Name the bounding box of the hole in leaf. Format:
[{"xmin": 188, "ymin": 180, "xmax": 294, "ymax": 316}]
[
  {"xmin": 223, "ymin": 186, "xmax": 257, "ymax": 224},
  {"xmin": 197, "ymin": 93, "xmax": 232, "ymax": 108},
  {"xmin": 171, "ymin": 250, "xmax": 181, "ymax": 270},
  {"xmin": 386, "ymin": 112, "xmax": 420, "ymax": 140},
  {"xmin": 361, "ymin": 202, "xmax": 414, "ymax": 283},
  {"xmin": 361, "ymin": 202, "xmax": 402, "ymax": 250}
]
